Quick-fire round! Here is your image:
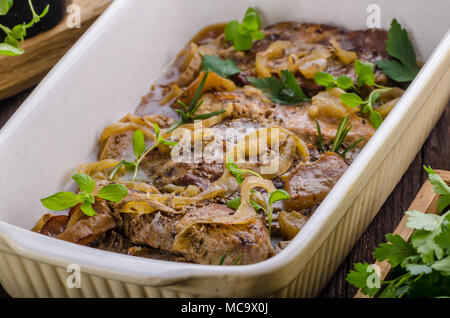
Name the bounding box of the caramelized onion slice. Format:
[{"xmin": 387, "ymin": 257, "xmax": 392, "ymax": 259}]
[
  {"xmin": 255, "ymin": 41, "xmax": 291, "ymax": 78},
  {"xmin": 227, "ymin": 127, "xmax": 310, "ymax": 178},
  {"xmin": 329, "ymin": 38, "xmax": 357, "ymax": 64},
  {"xmin": 180, "ymin": 71, "xmax": 236, "ymax": 106},
  {"xmin": 77, "ymin": 159, "xmax": 120, "ymax": 181},
  {"xmin": 310, "ymin": 87, "xmax": 359, "ymax": 119},
  {"xmin": 99, "ymin": 114, "xmax": 156, "ymax": 145}
]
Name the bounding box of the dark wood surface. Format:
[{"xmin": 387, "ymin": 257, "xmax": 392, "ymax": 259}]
[{"xmin": 0, "ymin": 88, "xmax": 448, "ymax": 298}]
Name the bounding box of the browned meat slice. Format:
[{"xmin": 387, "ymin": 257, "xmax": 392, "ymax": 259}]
[
  {"xmin": 283, "ymin": 152, "xmax": 348, "ymax": 210},
  {"xmin": 173, "ymin": 204, "xmax": 273, "ymax": 265},
  {"xmin": 90, "ymin": 231, "xmax": 132, "ymax": 254},
  {"xmin": 127, "ymin": 246, "xmax": 188, "ymax": 262},
  {"xmin": 34, "ymin": 215, "xmax": 68, "ymax": 237},
  {"xmin": 56, "ymin": 200, "xmax": 116, "ymax": 245},
  {"xmin": 121, "ymin": 212, "xmax": 182, "ymax": 251},
  {"xmin": 140, "ymin": 149, "xmax": 224, "ymax": 190}
]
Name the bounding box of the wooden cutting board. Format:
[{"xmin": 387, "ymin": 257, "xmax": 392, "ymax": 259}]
[{"xmin": 0, "ymin": 0, "xmax": 112, "ymax": 101}]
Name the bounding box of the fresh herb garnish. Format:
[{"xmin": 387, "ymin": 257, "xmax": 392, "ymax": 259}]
[
  {"xmin": 167, "ymin": 71, "xmax": 226, "ymax": 133},
  {"xmin": 41, "ymin": 173, "xmax": 128, "ymax": 216},
  {"xmin": 423, "ymin": 166, "xmax": 450, "ymax": 212},
  {"xmin": 346, "ymin": 166, "xmax": 450, "ymax": 298},
  {"xmin": 110, "ymin": 124, "xmax": 177, "ymax": 183},
  {"xmin": 218, "ymin": 253, "xmax": 226, "ymax": 265},
  {"xmin": 314, "ymin": 72, "xmax": 355, "ymax": 91},
  {"xmin": 201, "ymin": 55, "xmax": 241, "ymax": 79},
  {"xmin": 267, "ymin": 189, "xmax": 290, "ymax": 235},
  {"xmin": 226, "ymin": 197, "xmax": 264, "ymax": 212},
  {"xmin": 248, "ymin": 70, "xmax": 310, "ymax": 105},
  {"xmin": 322, "ymin": 116, "xmax": 364, "ymax": 157},
  {"xmin": 218, "ymin": 253, "xmax": 243, "ymax": 265},
  {"xmin": 226, "ymin": 157, "xmax": 262, "ymax": 185},
  {"xmin": 354, "ymin": 60, "xmax": 376, "ymax": 87},
  {"xmin": 340, "ymin": 87, "xmax": 390, "ymax": 129},
  {"xmin": 314, "ymin": 60, "xmax": 389, "ymax": 129},
  {"xmin": 233, "ymin": 254, "xmax": 243, "ymax": 265},
  {"xmin": 376, "ymin": 19, "xmax": 420, "ymax": 82},
  {"xmin": 0, "ymin": 0, "xmax": 49, "ymax": 56},
  {"xmin": 225, "ymin": 7, "xmax": 264, "ymax": 51},
  {"xmin": 314, "ymin": 119, "xmax": 325, "ymax": 153}
]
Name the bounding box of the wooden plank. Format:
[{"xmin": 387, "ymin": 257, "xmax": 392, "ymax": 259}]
[
  {"xmin": 354, "ymin": 170, "xmax": 450, "ymax": 298},
  {"xmin": 0, "ymin": 0, "xmax": 112, "ymax": 100}
]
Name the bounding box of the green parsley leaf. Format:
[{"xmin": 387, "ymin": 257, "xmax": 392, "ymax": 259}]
[
  {"xmin": 0, "ymin": 42, "xmax": 24, "ymax": 55},
  {"xmin": 431, "ymin": 256, "xmax": 450, "ymax": 275},
  {"xmin": 226, "ymin": 197, "xmax": 263, "ymax": 212},
  {"xmin": 373, "ymin": 233, "xmax": 416, "ymax": 267},
  {"xmin": 340, "ymin": 93, "xmax": 363, "ymax": 107},
  {"xmin": 336, "ymin": 76, "xmax": 354, "ymax": 90},
  {"xmin": 267, "ymin": 189, "xmax": 290, "ymax": 234},
  {"xmin": 411, "ymin": 229, "xmax": 444, "ymax": 263},
  {"xmin": 314, "ymin": 72, "xmax": 335, "ymax": 89},
  {"xmin": 80, "ymin": 200, "xmax": 97, "ymax": 217},
  {"xmin": 226, "ymin": 158, "xmax": 262, "ymax": 185},
  {"xmin": 378, "ymin": 284, "xmax": 397, "ymax": 298},
  {"xmin": 97, "ymin": 184, "xmax": 128, "ymax": 203},
  {"xmin": 248, "ymin": 70, "xmax": 310, "ymax": 105},
  {"xmin": 354, "ymin": 60, "xmax": 375, "ymax": 87},
  {"xmin": 375, "ymin": 19, "xmax": 420, "ymax": 82},
  {"xmin": 225, "ymin": 8, "xmax": 264, "ymax": 51},
  {"xmin": 345, "ymin": 262, "xmax": 381, "ymax": 297},
  {"xmin": 435, "ymin": 222, "xmax": 450, "ymax": 252},
  {"xmin": 0, "ymin": 0, "xmax": 12, "ymax": 15},
  {"xmin": 405, "ymin": 263, "xmax": 432, "ymax": 275},
  {"xmin": 314, "ymin": 71, "xmax": 354, "ymax": 91},
  {"xmin": 133, "ymin": 130, "xmax": 146, "ymax": 158},
  {"xmin": 201, "ymin": 55, "xmax": 241, "ymax": 79},
  {"xmin": 72, "ymin": 173, "xmax": 96, "ymax": 194},
  {"xmin": 369, "ymin": 110, "xmax": 383, "ymax": 129},
  {"xmin": 41, "ymin": 191, "xmax": 81, "ymax": 211},
  {"xmin": 406, "ymin": 210, "xmax": 441, "ymax": 231},
  {"xmin": 424, "ymin": 166, "xmax": 450, "ymax": 212}
]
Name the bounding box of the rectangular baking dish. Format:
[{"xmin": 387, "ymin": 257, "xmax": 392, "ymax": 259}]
[{"xmin": 0, "ymin": 0, "xmax": 449, "ymax": 298}]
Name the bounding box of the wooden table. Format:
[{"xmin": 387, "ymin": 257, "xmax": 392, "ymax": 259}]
[{"xmin": 0, "ymin": 87, "xmax": 447, "ymax": 298}]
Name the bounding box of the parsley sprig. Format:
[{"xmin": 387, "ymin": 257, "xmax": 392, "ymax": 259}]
[
  {"xmin": 340, "ymin": 88, "xmax": 390, "ymax": 129},
  {"xmin": 110, "ymin": 124, "xmax": 177, "ymax": 183},
  {"xmin": 376, "ymin": 19, "xmax": 420, "ymax": 82},
  {"xmin": 314, "ymin": 72, "xmax": 355, "ymax": 91},
  {"xmin": 226, "ymin": 157, "xmax": 263, "ymax": 185},
  {"xmin": 248, "ymin": 70, "xmax": 310, "ymax": 105},
  {"xmin": 314, "ymin": 60, "xmax": 389, "ymax": 129},
  {"xmin": 346, "ymin": 166, "xmax": 450, "ymax": 298},
  {"xmin": 225, "ymin": 158, "xmax": 289, "ymax": 234},
  {"xmin": 167, "ymin": 71, "xmax": 226, "ymax": 133},
  {"xmin": 225, "ymin": 8, "xmax": 264, "ymax": 51},
  {"xmin": 0, "ymin": 0, "xmax": 49, "ymax": 56},
  {"xmin": 41, "ymin": 173, "xmax": 128, "ymax": 217},
  {"xmin": 424, "ymin": 166, "xmax": 450, "ymax": 212},
  {"xmin": 201, "ymin": 55, "xmax": 241, "ymax": 79}
]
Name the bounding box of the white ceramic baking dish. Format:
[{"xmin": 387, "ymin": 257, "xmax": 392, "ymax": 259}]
[{"xmin": 0, "ymin": 0, "xmax": 449, "ymax": 298}]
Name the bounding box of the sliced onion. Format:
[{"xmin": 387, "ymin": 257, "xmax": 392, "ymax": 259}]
[{"xmin": 329, "ymin": 39, "xmax": 357, "ymax": 64}]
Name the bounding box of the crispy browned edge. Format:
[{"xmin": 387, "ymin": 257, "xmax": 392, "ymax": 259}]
[{"xmin": 353, "ymin": 170, "xmax": 450, "ymax": 298}]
